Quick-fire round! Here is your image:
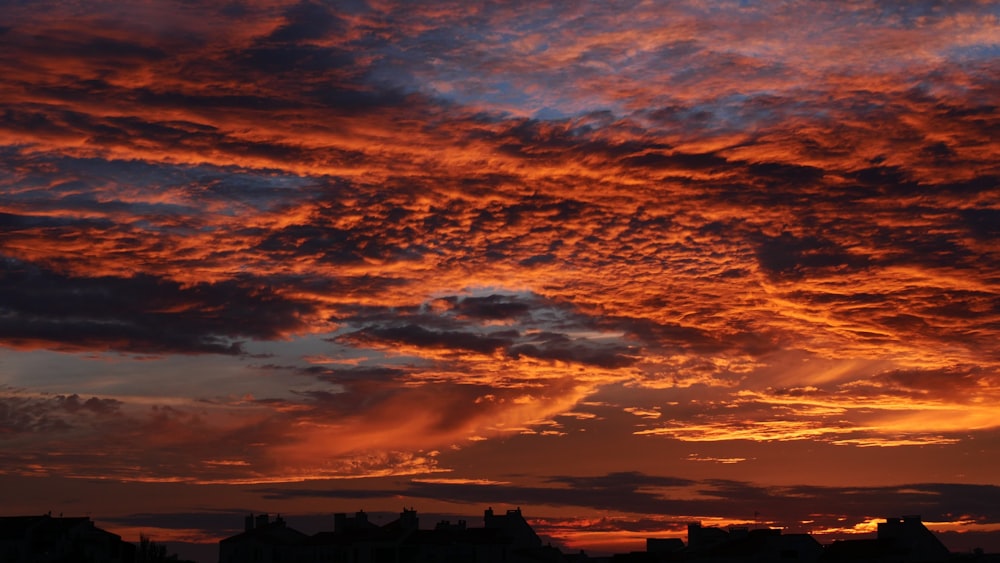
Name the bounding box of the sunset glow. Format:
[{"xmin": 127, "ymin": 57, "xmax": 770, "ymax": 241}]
[{"xmin": 1, "ymin": 1, "xmax": 998, "ymax": 560}]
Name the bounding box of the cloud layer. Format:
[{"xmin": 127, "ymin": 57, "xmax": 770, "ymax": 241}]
[{"xmin": 1, "ymin": 0, "xmax": 997, "ymax": 553}]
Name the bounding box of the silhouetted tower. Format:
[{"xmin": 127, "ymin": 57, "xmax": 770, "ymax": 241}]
[
  {"xmin": 484, "ymin": 507, "xmax": 542, "ymax": 549},
  {"xmin": 400, "ymin": 507, "xmax": 419, "ymax": 531}
]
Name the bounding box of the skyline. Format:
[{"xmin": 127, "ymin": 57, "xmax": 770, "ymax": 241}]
[{"xmin": 1, "ymin": 0, "xmax": 998, "ymax": 560}]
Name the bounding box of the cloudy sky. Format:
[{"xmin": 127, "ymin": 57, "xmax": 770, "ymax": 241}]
[{"xmin": 1, "ymin": 0, "xmax": 998, "ymax": 559}]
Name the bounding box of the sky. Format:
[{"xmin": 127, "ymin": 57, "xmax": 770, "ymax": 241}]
[{"xmin": 0, "ymin": 0, "xmax": 998, "ymax": 560}]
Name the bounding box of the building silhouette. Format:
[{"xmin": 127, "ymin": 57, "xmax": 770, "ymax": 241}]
[
  {"xmin": 606, "ymin": 515, "xmax": 969, "ymax": 563},
  {"xmin": 219, "ymin": 507, "xmax": 561, "ymax": 563},
  {"xmin": 0, "ymin": 514, "xmax": 135, "ymax": 563},
  {"xmin": 219, "ymin": 510, "xmax": 990, "ymax": 563},
  {"xmin": 608, "ymin": 522, "xmax": 822, "ymax": 563},
  {"xmin": 824, "ymin": 516, "xmax": 951, "ymax": 563},
  {"xmin": 219, "ymin": 513, "xmax": 308, "ymax": 563}
]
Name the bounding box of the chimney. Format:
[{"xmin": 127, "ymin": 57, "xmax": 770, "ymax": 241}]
[
  {"xmin": 245, "ymin": 514, "xmax": 254, "ymax": 532},
  {"xmin": 400, "ymin": 508, "xmax": 418, "ymax": 531}
]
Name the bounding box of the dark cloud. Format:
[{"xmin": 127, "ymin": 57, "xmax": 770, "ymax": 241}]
[
  {"xmin": 0, "ymin": 393, "xmax": 122, "ymax": 435},
  {"xmin": 452, "ymin": 294, "xmax": 535, "ymax": 320},
  {"xmin": 308, "ymin": 365, "xmax": 410, "ymax": 383},
  {"xmin": 258, "ymin": 223, "xmax": 424, "ymax": 264},
  {"xmin": 547, "ymin": 472, "xmax": 694, "ymax": 490},
  {"xmin": 0, "ymin": 211, "xmax": 114, "ymax": 231},
  {"xmin": 876, "ymin": 366, "xmax": 999, "ymax": 397},
  {"xmin": 130, "ymin": 87, "xmax": 298, "ymax": 112},
  {"xmin": 611, "ymin": 317, "xmax": 724, "ymax": 355},
  {"xmin": 745, "ymin": 161, "xmax": 825, "ymax": 186},
  {"xmin": 333, "ymin": 293, "xmax": 640, "ymax": 368},
  {"xmin": 256, "ymin": 473, "xmax": 1000, "ymax": 528},
  {"xmin": 961, "ymin": 208, "xmax": 1000, "ymax": 240},
  {"xmin": 266, "ymin": 1, "xmax": 347, "ymax": 43},
  {"xmin": 755, "ymin": 232, "xmax": 870, "ymax": 279},
  {"xmin": 343, "ymin": 324, "xmax": 513, "ymax": 355},
  {"xmin": 58, "ymin": 394, "xmax": 123, "ymax": 415},
  {"xmin": 239, "ymin": 44, "xmax": 357, "ymax": 75},
  {"xmin": 0, "ymin": 258, "xmax": 316, "ymax": 355},
  {"xmin": 621, "ymin": 151, "xmax": 729, "ymax": 172},
  {"xmin": 508, "ymin": 332, "xmax": 636, "ymax": 369},
  {"xmin": 5, "ymin": 30, "xmax": 168, "ymax": 66}
]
